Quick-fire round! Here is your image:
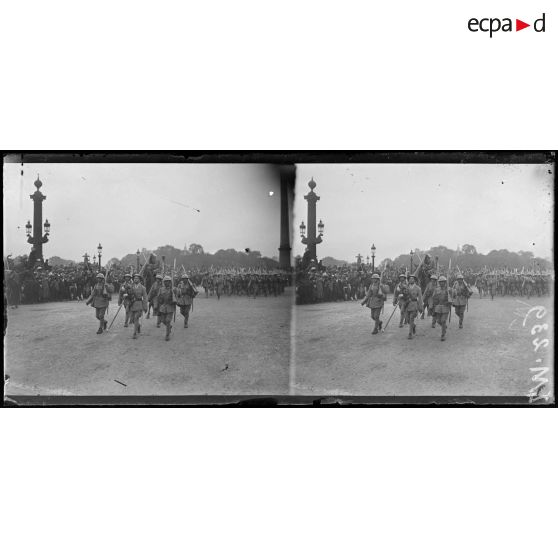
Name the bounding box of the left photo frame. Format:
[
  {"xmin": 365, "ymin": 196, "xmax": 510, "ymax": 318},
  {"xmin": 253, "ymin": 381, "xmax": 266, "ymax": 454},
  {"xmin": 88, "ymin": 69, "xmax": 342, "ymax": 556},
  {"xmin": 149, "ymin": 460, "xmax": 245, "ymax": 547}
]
[{"xmin": 3, "ymin": 154, "xmax": 295, "ymax": 404}]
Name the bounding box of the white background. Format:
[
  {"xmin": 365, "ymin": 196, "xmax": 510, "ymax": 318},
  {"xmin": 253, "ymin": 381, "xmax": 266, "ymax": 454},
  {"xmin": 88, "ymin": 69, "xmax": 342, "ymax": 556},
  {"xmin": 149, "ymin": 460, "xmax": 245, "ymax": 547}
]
[{"xmin": 1, "ymin": 1, "xmax": 556, "ymax": 558}]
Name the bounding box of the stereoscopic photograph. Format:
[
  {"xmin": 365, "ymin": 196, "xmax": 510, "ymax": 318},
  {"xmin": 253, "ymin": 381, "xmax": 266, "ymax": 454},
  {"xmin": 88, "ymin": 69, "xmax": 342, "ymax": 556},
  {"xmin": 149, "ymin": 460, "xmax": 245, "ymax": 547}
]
[
  {"xmin": 2, "ymin": 153, "xmax": 555, "ymax": 405},
  {"xmin": 3, "ymin": 158, "xmax": 294, "ymax": 400}
]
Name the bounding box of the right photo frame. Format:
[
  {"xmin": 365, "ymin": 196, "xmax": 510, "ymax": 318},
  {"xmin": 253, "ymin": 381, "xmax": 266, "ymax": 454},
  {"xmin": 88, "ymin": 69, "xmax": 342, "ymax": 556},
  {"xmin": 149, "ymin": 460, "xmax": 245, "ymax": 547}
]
[{"xmin": 292, "ymin": 153, "xmax": 554, "ymax": 404}]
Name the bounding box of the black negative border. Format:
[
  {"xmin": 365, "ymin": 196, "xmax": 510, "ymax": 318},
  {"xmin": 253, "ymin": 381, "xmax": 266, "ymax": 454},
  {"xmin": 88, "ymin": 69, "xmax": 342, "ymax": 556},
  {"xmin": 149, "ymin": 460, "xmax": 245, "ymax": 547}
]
[{"xmin": 2, "ymin": 150, "xmax": 556, "ymax": 407}]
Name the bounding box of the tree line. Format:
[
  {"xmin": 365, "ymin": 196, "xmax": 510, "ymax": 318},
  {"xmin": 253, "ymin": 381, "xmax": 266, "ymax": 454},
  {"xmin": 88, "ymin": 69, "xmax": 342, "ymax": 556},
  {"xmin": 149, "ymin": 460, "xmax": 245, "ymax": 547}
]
[
  {"xmin": 380, "ymin": 245, "xmax": 551, "ymax": 272},
  {"xmin": 6, "ymin": 244, "xmax": 281, "ymax": 271}
]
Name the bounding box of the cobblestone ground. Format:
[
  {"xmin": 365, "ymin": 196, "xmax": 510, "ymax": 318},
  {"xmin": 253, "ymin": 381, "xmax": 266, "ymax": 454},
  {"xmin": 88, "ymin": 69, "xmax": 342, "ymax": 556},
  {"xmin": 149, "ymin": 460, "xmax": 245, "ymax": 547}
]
[
  {"xmin": 4, "ymin": 289, "xmax": 293, "ymax": 397},
  {"xmin": 293, "ymin": 291, "xmax": 554, "ymax": 399}
]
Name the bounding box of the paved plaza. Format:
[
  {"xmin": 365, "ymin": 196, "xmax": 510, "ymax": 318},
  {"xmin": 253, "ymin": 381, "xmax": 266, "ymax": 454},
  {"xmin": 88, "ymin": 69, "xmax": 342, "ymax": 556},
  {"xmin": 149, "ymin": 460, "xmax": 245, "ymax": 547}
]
[
  {"xmin": 293, "ymin": 292, "xmax": 554, "ymax": 398},
  {"xmin": 5, "ymin": 290, "xmax": 293, "ymax": 397}
]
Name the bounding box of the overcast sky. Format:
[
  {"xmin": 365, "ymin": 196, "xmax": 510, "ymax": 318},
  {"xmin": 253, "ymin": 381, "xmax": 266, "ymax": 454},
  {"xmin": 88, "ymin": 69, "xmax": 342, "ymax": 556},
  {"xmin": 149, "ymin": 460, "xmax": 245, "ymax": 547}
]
[
  {"xmin": 293, "ymin": 164, "xmax": 554, "ymax": 263},
  {"xmin": 3, "ymin": 163, "xmax": 285, "ymax": 262}
]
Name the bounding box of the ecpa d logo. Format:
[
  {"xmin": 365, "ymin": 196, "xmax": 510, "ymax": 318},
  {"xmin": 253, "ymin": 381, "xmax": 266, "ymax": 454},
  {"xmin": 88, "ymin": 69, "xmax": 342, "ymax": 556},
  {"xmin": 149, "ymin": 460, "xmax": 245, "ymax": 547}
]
[{"xmin": 468, "ymin": 13, "xmax": 546, "ymax": 37}]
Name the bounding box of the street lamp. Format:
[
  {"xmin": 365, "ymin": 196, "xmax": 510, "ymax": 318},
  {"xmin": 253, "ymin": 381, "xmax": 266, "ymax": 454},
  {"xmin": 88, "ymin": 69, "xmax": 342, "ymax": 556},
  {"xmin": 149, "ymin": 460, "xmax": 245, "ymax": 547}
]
[
  {"xmin": 93, "ymin": 254, "xmax": 97, "ymax": 266},
  {"xmin": 83, "ymin": 252, "xmax": 89, "ymax": 264},
  {"xmin": 97, "ymin": 243, "xmax": 103, "ymax": 270},
  {"xmin": 318, "ymin": 220, "xmax": 325, "ymax": 235},
  {"xmin": 371, "ymin": 244, "xmax": 376, "ymax": 273},
  {"xmin": 25, "ymin": 220, "xmax": 32, "ymax": 237},
  {"xmin": 299, "ymin": 221, "xmax": 306, "ymax": 237},
  {"xmin": 44, "ymin": 219, "xmax": 50, "ymax": 235},
  {"xmin": 366, "ymin": 255, "xmax": 370, "ymax": 266},
  {"xmin": 410, "ymin": 250, "xmax": 414, "ymax": 274},
  {"xmin": 136, "ymin": 249, "xmax": 141, "ymax": 272}
]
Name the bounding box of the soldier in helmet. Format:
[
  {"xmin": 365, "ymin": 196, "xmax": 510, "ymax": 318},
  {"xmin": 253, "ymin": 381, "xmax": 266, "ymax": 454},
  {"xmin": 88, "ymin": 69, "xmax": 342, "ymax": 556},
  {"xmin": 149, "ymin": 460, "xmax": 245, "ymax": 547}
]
[
  {"xmin": 422, "ymin": 273, "xmax": 438, "ymax": 328},
  {"xmin": 157, "ymin": 276, "xmax": 177, "ymax": 341},
  {"xmin": 392, "ymin": 273, "xmax": 409, "ymax": 328},
  {"xmin": 126, "ymin": 273, "xmax": 148, "ymax": 339},
  {"xmin": 118, "ymin": 272, "xmax": 133, "ymax": 327},
  {"xmin": 432, "ymin": 276, "xmax": 452, "ymax": 341},
  {"xmin": 523, "ymin": 273, "xmax": 534, "ymax": 299},
  {"xmin": 176, "ymin": 273, "xmax": 198, "ymax": 328},
  {"xmin": 487, "ymin": 273, "xmax": 497, "ymax": 301},
  {"xmin": 452, "ymin": 274, "xmax": 472, "ymax": 329},
  {"xmin": 361, "ymin": 273, "xmax": 389, "ymax": 335},
  {"xmin": 404, "ymin": 274, "xmax": 423, "ymax": 339},
  {"xmin": 85, "ymin": 272, "xmax": 114, "ymax": 334},
  {"xmin": 147, "ymin": 273, "xmax": 163, "ymax": 327}
]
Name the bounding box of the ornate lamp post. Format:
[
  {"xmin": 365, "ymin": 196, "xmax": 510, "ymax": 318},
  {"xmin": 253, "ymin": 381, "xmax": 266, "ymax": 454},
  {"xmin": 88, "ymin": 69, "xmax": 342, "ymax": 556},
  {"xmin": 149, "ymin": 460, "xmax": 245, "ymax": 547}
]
[
  {"xmin": 356, "ymin": 253, "xmax": 363, "ymax": 265},
  {"xmin": 410, "ymin": 250, "xmax": 414, "ymax": 274},
  {"xmin": 97, "ymin": 243, "xmax": 103, "ymax": 271},
  {"xmin": 25, "ymin": 175, "xmax": 50, "ymax": 262},
  {"xmin": 83, "ymin": 252, "xmax": 89, "ymax": 265},
  {"xmin": 300, "ymin": 178, "xmax": 324, "ymax": 263},
  {"xmin": 136, "ymin": 249, "xmax": 141, "ymax": 272},
  {"xmin": 93, "ymin": 254, "xmax": 97, "ymax": 266},
  {"xmin": 371, "ymin": 244, "xmax": 376, "ymax": 273},
  {"xmin": 366, "ymin": 255, "xmax": 370, "ymax": 266}
]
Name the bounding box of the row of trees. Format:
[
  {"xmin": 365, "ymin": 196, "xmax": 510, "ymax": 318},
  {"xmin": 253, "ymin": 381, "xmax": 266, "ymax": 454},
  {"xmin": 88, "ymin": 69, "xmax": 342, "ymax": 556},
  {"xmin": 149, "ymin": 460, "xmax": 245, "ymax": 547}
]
[
  {"xmin": 380, "ymin": 245, "xmax": 551, "ymax": 272},
  {"xmin": 7, "ymin": 244, "xmax": 281, "ymax": 271},
  {"xmin": 118, "ymin": 245, "xmax": 279, "ymax": 270}
]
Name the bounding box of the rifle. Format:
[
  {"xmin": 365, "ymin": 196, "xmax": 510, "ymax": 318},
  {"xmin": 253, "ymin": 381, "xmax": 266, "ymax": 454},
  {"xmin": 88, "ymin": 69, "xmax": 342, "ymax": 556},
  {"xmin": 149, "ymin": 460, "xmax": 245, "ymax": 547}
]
[
  {"xmin": 103, "ymin": 264, "xmax": 113, "ymax": 319},
  {"xmin": 382, "ymin": 303, "xmax": 399, "ymax": 332},
  {"xmin": 379, "ymin": 267, "xmax": 386, "ymax": 315},
  {"xmin": 456, "ymin": 265, "xmax": 472, "ymax": 311},
  {"xmin": 108, "ymin": 302, "xmax": 124, "ymax": 329}
]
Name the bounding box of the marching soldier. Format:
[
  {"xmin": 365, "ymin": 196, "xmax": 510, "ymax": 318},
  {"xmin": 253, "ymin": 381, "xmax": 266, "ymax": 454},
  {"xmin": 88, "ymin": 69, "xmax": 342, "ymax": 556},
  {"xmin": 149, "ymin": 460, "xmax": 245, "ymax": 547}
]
[
  {"xmin": 361, "ymin": 273, "xmax": 389, "ymax": 335},
  {"xmin": 85, "ymin": 272, "xmax": 114, "ymax": 334},
  {"xmin": 147, "ymin": 274, "xmax": 163, "ymax": 327},
  {"xmin": 487, "ymin": 273, "xmax": 497, "ymax": 301},
  {"xmin": 422, "ymin": 273, "xmax": 438, "ymax": 328},
  {"xmin": 176, "ymin": 273, "xmax": 198, "ymax": 328},
  {"xmin": 118, "ymin": 273, "xmax": 133, "ymax": 327},
  {"xmin": 524, "ymin": 273, "xmax": 534, "ymax": 299},
  {"xmin": 157, "ymin": 275, "xmax": 177, "ymax": 341},
  {"xmin": 432, "ymin": 276, "xmax": 452, "ymax": 341},
  {"xmin": 127, "ymin": 273, "xmax": 148, "ymax": 339},
  {"xmin": 393, "ymin": 273, "xmax": 408, "ymax": 328},
  {"xmin": 405, "ymin": 274, "xmax": 423, "ymax": 339},
  {"xmin": 452, "ymin": 274, "xmax": 472, "ymax": 329}
]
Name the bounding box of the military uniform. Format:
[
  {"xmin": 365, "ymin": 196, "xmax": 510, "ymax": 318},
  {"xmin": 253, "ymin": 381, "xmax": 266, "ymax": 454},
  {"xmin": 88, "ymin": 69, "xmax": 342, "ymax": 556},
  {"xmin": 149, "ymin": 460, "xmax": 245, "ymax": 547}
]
[
  {"xmin": 524, "ymin": 274, "xmax": 534, "ymax": 299},
  {"xmin": 157, "ymin": 277, "xmax": 177, "ymax": 341},
  {"xmin": 85, "ymin": 273, "xmax": 115, "ymax": 334},
  {"xmin": 393, "ymin": 275, "xmax": 408, "ymax": 327},
  {"xmin": 118, "ymin": 273, "xmax": 133, "ymax": 327},
  {"xmin": 127, "ymin": 274, "xmax": 148, "ymax": 339},
  {"xmin": 404, "ymin": 276, "xmax": 423, "ymax": 339},
  {"xmin": 422, "ymin": 275, "xmax": 438, "ymax": 327},
  {"xmin": 176, "ymin": 274, "xmax": 198, "ymax": 328},
  {"xmin": 362, "ymin": 274, "xmax": 389, "ymax": 334},
  {"xmin": 452, "ymin": 276, "xmax": 472, "ymax": 329},
  {"xmin": 487, "ymin": 274, "xmax": 497, "ymax": 300},
  {"xmin": 147, "ymin": 275, "xmax": 163, "ymax": 326},
  {"xmin": 432, "ymin": 277, "xmax": 452, "ymax": 341}
]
